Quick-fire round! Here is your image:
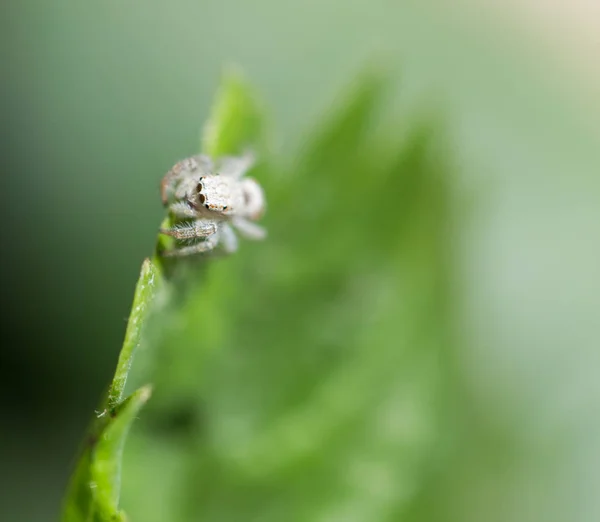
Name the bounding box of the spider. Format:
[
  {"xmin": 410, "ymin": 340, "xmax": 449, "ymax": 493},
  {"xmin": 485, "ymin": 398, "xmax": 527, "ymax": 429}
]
[{"xmin": 159, "ymin": 152, "xmax": 266, "ymax": 256}]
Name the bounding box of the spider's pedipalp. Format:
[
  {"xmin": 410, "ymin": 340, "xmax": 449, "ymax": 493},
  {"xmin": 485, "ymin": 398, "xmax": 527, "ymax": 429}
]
[{"xmin": 169, "ymin": 201, "xmax": 198, "ymax": 219}]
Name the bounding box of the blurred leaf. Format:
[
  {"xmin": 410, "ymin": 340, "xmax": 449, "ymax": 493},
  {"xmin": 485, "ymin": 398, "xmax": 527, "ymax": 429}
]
[
  {"xmin": 202, "ymin": 67, "xmax": 267, "ymax": 158},
  {"xmin": 122, "ymin": 71, "xmax": 456, "ymax": 522}
]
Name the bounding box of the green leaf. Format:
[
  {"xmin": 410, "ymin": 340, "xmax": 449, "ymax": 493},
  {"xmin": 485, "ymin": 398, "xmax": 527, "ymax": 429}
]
[
  {"xmin": 62, "ymin": 387, "xmax": 152, "ymax": 522},
  {"xmin": 62, "ymin": 259, "xmax": 161, "ymax": 522}
]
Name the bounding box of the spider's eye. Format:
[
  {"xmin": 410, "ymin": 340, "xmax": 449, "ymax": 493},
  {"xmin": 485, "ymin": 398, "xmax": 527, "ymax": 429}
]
[{"xmin": 197, "ymin": 180, "xmax": 206, "ymax": 205}]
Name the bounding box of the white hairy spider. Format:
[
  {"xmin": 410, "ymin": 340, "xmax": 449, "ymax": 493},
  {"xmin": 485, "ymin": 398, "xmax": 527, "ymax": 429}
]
[{"xmin": 159, "ymin": 152, "xmax": 266, "ymax": 256}]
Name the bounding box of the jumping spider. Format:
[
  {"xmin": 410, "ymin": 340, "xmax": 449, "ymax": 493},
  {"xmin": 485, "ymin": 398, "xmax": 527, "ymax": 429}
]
[{"xmin": 159, "ymin": 152, "xmax": 266, "ymax": 256}]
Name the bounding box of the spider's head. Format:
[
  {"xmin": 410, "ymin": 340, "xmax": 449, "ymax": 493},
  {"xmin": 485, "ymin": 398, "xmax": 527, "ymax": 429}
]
[
  {"xmin": 196, "ymin": 175, "xmax": 240, "ymax": 215},
  {"xmin": 240, "ymin": 178, "xmax": 266, "ymax": 220}
]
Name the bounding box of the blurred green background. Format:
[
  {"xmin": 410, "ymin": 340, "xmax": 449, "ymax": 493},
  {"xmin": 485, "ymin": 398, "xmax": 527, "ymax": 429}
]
[{"xmin": 2, "ymin": 1, "xmax": 600, "ymax": 521}]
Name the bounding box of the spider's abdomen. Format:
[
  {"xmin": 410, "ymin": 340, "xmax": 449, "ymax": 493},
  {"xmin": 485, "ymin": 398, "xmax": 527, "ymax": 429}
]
[{"xmin": 240, "ymin": 178, "xmax": 266, "ymax": 220}]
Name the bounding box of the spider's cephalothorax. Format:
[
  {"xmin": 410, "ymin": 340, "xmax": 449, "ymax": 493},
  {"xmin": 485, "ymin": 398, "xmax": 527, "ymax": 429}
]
[{"xmin": 159, "ymin": 152, "xmax": 266, "ymax": 256}]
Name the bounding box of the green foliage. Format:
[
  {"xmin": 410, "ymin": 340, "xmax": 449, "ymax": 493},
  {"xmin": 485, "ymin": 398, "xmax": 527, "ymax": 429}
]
[{"xmin": 63, "ymin": 70, "xmax": 457, "ymax": 522}]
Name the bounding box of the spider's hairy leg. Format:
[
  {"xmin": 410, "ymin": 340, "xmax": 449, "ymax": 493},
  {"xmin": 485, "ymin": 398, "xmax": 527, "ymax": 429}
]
[
  {"xmin": 169, "ymin": 201, "xmax": 198, "ymax": 219},
  {"xmin": 174, "ymin": 175, "xmax": 201, "ymax": 201},
  {"xmin": 232, "ymin": 217, "xmax": 267, "ymax": 240},
  {"xmin": 219, "ymin": 223, "xmax": 239, "ymax": 253},
  {"xmin": 160, "ymin": 165, "xmax": 187, "ymax": 206},
  {"xmin": 160, "ymin": 154, "xmax": 213, "ymax": 205},
  {"xmin": 160, "ymin": 219, "xmax": 218, "ymax": 240},
  {"xmin": 161, "ymin": 233, "xmax": 219, "ymax": 257},
  {"xmin": 217, "ymin": 151, "xmax": 255, "ymax": 179}
]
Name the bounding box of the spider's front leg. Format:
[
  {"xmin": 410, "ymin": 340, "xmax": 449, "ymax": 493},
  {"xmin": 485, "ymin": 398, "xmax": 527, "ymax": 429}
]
[
  {"xmin": 160, "ymin": 219, "xmax": 221, "ymax": 257},
  {"xmin": 160, "ymin": 218, "xmax": 218, "ymax": 240},
  {"xmin": 161, "ymin": 233, "xmax": 220, "ymax": 257}
]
